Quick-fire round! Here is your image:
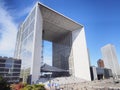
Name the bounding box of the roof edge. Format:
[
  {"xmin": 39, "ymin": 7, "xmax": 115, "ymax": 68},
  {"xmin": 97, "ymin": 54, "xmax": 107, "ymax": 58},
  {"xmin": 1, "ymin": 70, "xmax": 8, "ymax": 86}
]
[{"xmin": 37, "ymin": 2, "xmax": 83, "ymax": 27}]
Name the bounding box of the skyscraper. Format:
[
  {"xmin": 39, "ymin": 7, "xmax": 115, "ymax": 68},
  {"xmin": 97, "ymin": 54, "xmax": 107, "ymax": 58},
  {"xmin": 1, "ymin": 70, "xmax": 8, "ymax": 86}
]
[
  {"xmin": 14, "ymin": 2, "xmax": 91, "ymax": 83},
  {"xmin": 101, "ymin": 44, "xmax": 120, "ymax": 76},
  {"xmin": 97, "ymin": 59, "xmax": 104, "ymax": 68}
]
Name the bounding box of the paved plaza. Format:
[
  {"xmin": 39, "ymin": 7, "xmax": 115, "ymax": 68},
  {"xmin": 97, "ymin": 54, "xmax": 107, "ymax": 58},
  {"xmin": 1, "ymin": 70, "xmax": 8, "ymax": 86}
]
[{"xmin": 45, "ymin": 77, "xmax": 120, "ymax": 90}]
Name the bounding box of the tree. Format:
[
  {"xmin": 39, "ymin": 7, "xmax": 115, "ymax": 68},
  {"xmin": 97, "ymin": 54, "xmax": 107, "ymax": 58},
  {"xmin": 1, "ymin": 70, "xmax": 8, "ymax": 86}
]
[
  {"xmin": 0, "ymin": 76, "xmax": 10, "ymax": 90},
  {"xmin": 11, "ymin": 82, "xmax": 46, "ymax": 90},
  {"xmin": 22, "ymin": 84, "xmax": 46, "ymax": 90},
  {"xmin": 11, "ymin": 83, "xmax": 26, "ymax": 90}
]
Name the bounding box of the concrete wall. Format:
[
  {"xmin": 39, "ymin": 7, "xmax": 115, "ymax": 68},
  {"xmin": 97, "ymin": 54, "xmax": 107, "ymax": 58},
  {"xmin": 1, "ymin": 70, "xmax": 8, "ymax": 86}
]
[
  {"xmin": 72, "ymin": 28, "xmax": 91, "ymax": 81},
  {"xmin": 53, "ymin": 28, "xmax": 91, "ymax": 81},
  {"xmin": 31, "ymin": 4, "xmax": 43, "ymax": 83}
]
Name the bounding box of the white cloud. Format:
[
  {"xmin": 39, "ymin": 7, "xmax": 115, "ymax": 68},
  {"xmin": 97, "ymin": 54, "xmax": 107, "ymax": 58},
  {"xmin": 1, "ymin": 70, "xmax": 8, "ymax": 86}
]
[
  {"xmin": 0, "ymin": 1, "xmax": 52, "ymax": 64},
  {"xmin": 0, "ymin": 2, "xmax": 17, "ymax": 57},
  {"xmin": 0, "ymin": 1, "xmax": 34, "ymax": 57}
]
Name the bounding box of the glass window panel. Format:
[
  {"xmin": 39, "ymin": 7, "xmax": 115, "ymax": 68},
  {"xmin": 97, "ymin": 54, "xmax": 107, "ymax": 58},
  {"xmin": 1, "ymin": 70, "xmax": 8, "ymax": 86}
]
[
  {"xmin": 0, "ymin": 68, "xmax": 4, "ymax": 71},
  {"xmin": 28, "ymin": 19, "xmax": 35, "ymax": 34},
  {"xmin": 26, "ymin": 33, "xmax": 33, "ymax": 52},
  {"xmin": 5, "ymin": 59, "xmax": 14, "ymax": 64},
  {"xmin": 5, "ymin": 64, "xmax": 13, "ymax": 68},
  {"xmin": 14, "ymin": 64, "xmax": 21, "ymax": 68},
  {"xmin": 21, "ymin": 39, "xmax": 27, "ymax": 53},
  {"xmin": 0, "ymin": 64, "xmax": 5, "ymax": 67},
  {"xmin": 30, "ymin": 7, "xmax": 36, "ymax": 21},
  {"xmin": 14, "ymin": 60, "xmax": 21, "ymax": 64},
  {"xmin": 21, "ymin": 51, "xmax": 32, "ymax": 68},
  {"xmin": 13, "ymin": 69, "xmax": 20, "ymax": 72},
  {"xmin": 0, "ymin": 59, "xmax": 5, "ymax": 63},
  {"xmin": 22, "ymin": 28, "xmax": 28, "ymax": 40}
]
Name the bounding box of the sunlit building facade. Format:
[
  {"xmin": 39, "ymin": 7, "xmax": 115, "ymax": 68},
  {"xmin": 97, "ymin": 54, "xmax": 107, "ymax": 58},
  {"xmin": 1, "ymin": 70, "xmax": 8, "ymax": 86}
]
[
  {"xmin": 14, "ymin": 2, "xmax": 91, "ymax": 83},
  {"xmin": 101, "ymin": 44, "xmax": 120, "ymax": 76}
]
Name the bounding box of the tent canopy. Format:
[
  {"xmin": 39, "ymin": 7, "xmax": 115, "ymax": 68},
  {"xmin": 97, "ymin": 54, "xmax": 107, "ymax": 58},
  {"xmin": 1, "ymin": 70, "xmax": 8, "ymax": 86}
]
[{"xmin": 41, "ymin": 63, "xmax": 68, "ymax": 73}]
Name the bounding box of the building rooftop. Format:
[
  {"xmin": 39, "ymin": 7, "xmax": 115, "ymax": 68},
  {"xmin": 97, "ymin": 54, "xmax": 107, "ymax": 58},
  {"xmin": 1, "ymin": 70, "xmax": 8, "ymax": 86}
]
[
  {"xmin": 21, "ymin": 2, "xmax": 83, "ymax": 42},
  {"xmin": 0, "ymin": 56, "xmax": 21, "ymax": 60}
]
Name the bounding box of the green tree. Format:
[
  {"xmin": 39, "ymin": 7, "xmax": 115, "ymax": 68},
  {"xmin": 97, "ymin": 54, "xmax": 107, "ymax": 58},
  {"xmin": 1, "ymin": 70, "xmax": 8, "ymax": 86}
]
[
  {"xmin": 22, "ymin": 85, "xmax": 33, "ymax": 90},
  {"xmin": 22, "ymin": 84, "xmax": 45, "ymax": 90},
  {"xmin": 0, "ymin": 76, "xmax": 10, "ymax": 90},
  {"xmin": 33, "ymin": 84, "xmax": 45, "ymax": 90}
]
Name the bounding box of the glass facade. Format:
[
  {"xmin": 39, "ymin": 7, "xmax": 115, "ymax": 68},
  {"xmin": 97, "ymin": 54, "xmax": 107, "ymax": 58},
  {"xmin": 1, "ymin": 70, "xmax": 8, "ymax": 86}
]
[
  {"xmin": 53, "ymin": 32, "xmax": 74, "ymax": 75},
  {"xmin": 14, "ymin": 7, "xmax": 36, "ymax": 82},
  {"xmin": 20, "ymin": 11, "xmax": 35, "ymax": 68},
  {"xmin": 0, "ymin": 57, "xmax": 21, "ymax": 83}
]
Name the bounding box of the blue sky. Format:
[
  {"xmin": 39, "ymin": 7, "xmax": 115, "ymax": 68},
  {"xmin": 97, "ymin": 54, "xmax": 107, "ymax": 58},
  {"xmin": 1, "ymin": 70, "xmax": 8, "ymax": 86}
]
[{"xmin": 0, "ymin": 0, "xmax": 120, "ymax": 66}]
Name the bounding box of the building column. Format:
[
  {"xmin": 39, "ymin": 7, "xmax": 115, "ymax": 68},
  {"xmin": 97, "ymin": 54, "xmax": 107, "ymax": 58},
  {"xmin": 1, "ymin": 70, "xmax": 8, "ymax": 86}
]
[
  {"xmin": 31, "ymin": 4, "xmax": 43, "ymax": 83},
  {"xmin": 72, "ymin": 27, "xmax": 91, "ymax": 81}
]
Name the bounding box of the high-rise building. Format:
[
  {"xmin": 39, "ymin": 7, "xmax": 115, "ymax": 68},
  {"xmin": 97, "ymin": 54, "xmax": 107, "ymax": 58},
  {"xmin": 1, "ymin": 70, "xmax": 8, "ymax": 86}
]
[
  {"xmin": 14, "ymin": 2, "xmax": 91, "ymax": 83},
  {"xmin": 0, "ymin": 56, "xmax": 21, "ymax": 83},
  {"xmin": 90, "ymin": 66, "xmax": 112, "ymax": 80},
  {"xmin": 101, "ymin": 44, "xmax": 120, "ymax": 76},
  {"xmin": 97, "ymin": 59, "xmax": 104, "ymax": 68}
]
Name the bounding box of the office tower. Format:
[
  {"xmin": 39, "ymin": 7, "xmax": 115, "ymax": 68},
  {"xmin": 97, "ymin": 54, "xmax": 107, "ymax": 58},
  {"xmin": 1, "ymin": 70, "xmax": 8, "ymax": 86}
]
[
  {"xmin": 97, "ymin": 59, "xmax": 104, "ymax": 68},
  {"xmin": 101, "ymin": 44, "xmax": 120, "ymax": 76},
  {"xmin": 14, "ymin": 2, "xmax": 91, "ymax": 83},
  {"xmin": 90, "ymin": 66, "xmax": 112, "ymax": 80},
  {"xmin": 0, "ymin": 56, "xmax": 21, "ymax": 83}
]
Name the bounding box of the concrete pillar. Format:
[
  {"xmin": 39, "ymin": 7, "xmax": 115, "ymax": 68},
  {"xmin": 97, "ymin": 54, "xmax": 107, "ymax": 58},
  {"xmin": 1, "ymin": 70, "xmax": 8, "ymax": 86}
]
[
  {"xmin": 31, "ymin": 4, "xmax": 43, "ymax": 83},
  {"xmin": 72, "ymin": 27, "xmax": 91, "ymax": 81}
]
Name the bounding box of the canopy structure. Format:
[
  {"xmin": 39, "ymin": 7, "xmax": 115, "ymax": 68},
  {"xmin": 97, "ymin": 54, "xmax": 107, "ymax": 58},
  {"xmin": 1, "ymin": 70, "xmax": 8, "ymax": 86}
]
[{"xmin": 41, "ymin": 63, "xmax": 68, "ymax": 73}]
